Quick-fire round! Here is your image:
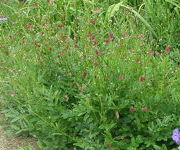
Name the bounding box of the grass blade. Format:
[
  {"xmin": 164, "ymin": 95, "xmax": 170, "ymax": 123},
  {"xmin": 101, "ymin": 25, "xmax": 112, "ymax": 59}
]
[{"xmin": 106, "ymin": 2, "xmax": 157, "ymax": 38}]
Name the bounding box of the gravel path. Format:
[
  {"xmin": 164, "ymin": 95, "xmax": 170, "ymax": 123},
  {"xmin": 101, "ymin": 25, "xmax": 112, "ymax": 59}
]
[
  {"xmin": 0, "ymin": 129, "xmax": 10, "ymax": 150},
  {"xmin": 0, "ymin": 113, "xmax": 37, "ymax": 150},
  {"xmin": 0, "ymin": 129, "xmax": 17, "ymax": 150}
]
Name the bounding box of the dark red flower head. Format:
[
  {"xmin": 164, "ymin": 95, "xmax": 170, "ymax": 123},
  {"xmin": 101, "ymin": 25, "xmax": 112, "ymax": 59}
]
[
  {"xmin": 141, "ymin": 107, "xmax": 148, "ymax": 112},
  {"xmin": 148, "ymin": 50, "xmax": 153, "ymax": 55},
  {"xmin": 95, "ymin": 50, "xmax": 102, "ymax": 55},
  {"xmin": 82, "ymin": 72, "xmax": 87, "ymax": 77},
  {"xmin": 137, "ymin": 34, "xmax": 143, "ymax": 39},
  {"xmin": 139, "ymin": 76, "xmax": 146, "ymax": 82},
  {"xmin": 109, "ymin": 33, "xmax": 115, "ymax": 39},
  {"xmin": 118, "ymin": 75, "xmax": 124, "ymax": 79},
  {"xmin": 165, "ymin": 45, "xmax": 172, "ymax": 52}
]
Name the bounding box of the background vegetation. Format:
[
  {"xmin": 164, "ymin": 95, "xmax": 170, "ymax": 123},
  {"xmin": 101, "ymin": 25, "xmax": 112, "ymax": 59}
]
[{"xmin": 0, "ymin": 0, "xmax": 180, "ymax": 149}]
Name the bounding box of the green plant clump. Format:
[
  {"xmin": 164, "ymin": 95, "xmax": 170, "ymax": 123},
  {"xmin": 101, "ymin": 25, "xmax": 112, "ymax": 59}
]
[{"xmin": 0, "ymin": 0, "xmax": 180, "ymax": 149}]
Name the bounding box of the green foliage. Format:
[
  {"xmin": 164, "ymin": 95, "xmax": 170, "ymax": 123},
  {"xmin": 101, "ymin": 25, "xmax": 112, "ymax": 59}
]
[
  {"xmin": 0, "ymin": 0, "xmax": 180, "ymax": 149},
  {"xmin": 19, "ymin": 146, "xmax": 35, "ymax": 150},
  {"xmin": 107, "ymin": 0, "xmax": 180, "ymax": 50}
]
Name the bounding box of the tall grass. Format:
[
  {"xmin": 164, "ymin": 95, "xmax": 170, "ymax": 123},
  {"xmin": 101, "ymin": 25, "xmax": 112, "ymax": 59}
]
[{"xmin": 0, "ymin": 0, "xmax": 180, "ymax": 149}]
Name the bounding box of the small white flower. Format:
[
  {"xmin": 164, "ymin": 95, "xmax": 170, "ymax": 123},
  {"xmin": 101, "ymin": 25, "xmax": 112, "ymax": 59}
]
[{"xmin": 0, "ymin": 16, "xmax": 8, "ymax": 23}]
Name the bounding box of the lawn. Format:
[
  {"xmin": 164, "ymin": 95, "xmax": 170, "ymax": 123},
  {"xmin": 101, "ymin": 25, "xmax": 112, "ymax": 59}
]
[{"xmin": 0, "ymin": 0, "xmax": 180, "ymax": 149}]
